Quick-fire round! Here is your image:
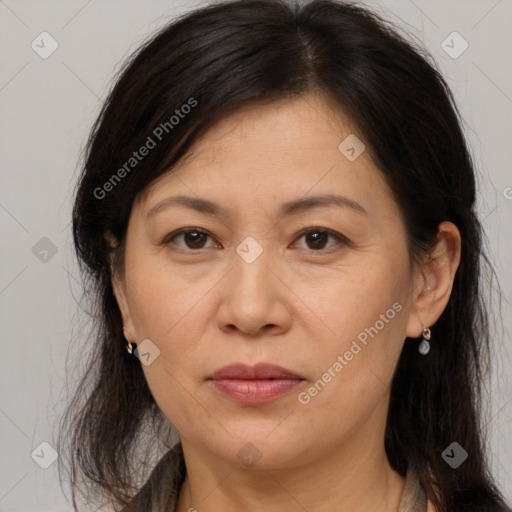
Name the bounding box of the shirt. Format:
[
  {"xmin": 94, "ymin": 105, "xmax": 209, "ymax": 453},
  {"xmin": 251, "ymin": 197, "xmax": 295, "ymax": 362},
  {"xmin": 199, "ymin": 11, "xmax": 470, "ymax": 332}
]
[{"xmin": 121, "ymin": 442, "xmax": 428, "ymax": 512}]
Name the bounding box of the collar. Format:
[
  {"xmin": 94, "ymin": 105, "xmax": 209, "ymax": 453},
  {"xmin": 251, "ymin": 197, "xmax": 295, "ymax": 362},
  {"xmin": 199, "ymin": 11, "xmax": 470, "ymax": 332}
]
[{"xmin": 122, "ymin": 442, "xmax": 427, "ymax": 512}]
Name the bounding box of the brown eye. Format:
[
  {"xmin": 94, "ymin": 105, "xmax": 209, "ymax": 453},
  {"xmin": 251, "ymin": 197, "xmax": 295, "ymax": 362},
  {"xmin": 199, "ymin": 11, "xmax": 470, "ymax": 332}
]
[
  {"xmin": 182, "ymin": 231, "xmax": 208, "ymax": 249},
  {"xmin": 167, "ymin": 229, "xmax": 214, "ymax": 250},
  {"xmin": 164, "ymin": 227, "xmax": 347, "ymax": 253},
  {"xmin": 294, "ymin": 228, "xmax": 346, "ymax": 252},
  {"xmin": 305, "ymin": 231, "xmax": 329, "ymax": 249}
]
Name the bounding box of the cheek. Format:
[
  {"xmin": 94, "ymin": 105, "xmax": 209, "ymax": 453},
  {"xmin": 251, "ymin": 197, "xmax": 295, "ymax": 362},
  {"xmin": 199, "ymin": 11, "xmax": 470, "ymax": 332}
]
[
  {"xmin": 288, "ymin": 254, "xmax": 410, "ymax": 412},
  {"xmin": 124, "ymin": 253, "xmax": 210, "ymax": 345},
  {"xmin": 290, "ymin": 255, "xmax": 408, "ymax": 348},
  {"xmin": 124, "ymin": 256, "xmax": 217, "ymax": 413}
]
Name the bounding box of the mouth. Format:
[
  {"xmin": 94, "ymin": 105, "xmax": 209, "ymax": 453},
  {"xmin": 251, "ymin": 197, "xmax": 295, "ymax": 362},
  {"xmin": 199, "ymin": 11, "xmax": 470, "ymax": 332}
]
[{"xmin": 207, "ymin": 363, "xmax": 305, "ymax": 404}]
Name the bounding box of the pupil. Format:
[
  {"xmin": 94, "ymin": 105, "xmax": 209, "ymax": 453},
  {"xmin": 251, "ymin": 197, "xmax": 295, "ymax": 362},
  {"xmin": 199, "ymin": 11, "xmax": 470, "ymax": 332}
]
[
  {"xmin": 307, "ymin": 231, "xmax": 327, "ymax": 249},
  {"xmin": 185, "ymin": 232, "xmax": 205, "ymax": 248}
]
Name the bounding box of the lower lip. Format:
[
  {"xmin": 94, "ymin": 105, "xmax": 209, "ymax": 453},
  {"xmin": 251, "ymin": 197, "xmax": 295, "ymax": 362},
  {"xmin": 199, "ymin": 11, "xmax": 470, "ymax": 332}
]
[{"xmin": 209, "ymin": 378, "xmax": 304, "ymax": 404}]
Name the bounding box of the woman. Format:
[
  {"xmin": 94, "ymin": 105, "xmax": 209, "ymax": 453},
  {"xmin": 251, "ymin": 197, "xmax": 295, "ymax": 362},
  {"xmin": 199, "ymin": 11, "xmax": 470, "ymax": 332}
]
[{"xmin": 58, "ymin": 0, "xmax": 511, "ymax": 511}]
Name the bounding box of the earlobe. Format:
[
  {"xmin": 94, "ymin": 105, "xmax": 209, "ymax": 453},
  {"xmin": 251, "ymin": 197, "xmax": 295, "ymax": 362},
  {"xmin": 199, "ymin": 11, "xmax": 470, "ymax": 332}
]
[
  {"xmin": 104, "ymin": 231, "xmax": 136, "ymax": 339},
  {"xmin": 111, "ymin": 267, "xmax": 136, "ymax": 340},
  {"xmin": 406, "ymin": 221, "xmax": 461, "ymax": 339},
  {"xmin": 105, "ymin": 230, "xmax": 118, "ymax": 250}
]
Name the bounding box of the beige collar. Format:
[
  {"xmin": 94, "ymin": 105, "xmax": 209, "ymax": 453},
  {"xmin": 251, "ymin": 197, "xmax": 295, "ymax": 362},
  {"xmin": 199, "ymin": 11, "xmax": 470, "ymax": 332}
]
[{"xmin": 397, "ymin": 465, "xmax": 428, "ymax": 512}]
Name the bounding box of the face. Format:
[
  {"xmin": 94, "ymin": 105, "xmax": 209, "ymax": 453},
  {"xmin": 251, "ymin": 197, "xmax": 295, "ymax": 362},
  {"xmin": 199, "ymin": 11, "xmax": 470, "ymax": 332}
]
[{"xmin": 112, "ymin": 92, "xmax": 426, "ymax": 469}]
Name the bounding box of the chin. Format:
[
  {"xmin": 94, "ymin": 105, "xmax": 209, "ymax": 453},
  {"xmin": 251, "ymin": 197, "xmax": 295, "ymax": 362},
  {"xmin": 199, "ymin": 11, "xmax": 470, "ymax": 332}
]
[{"xmin": 207, "ymin": 432, "xmax": 314, "ymax": 470}]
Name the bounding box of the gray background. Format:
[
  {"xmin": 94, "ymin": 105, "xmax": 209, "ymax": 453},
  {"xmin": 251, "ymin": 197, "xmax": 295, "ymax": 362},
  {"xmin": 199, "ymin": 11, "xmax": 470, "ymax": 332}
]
[{"xmin": 0, "ymin": 0, "xmax": 511, "ymax": 510}]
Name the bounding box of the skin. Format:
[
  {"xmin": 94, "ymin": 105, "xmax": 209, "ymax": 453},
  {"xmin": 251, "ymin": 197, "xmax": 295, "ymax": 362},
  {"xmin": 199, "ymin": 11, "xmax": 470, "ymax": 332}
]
[{"xmin": 109, "ymin": 92, "xmax": 460, "ymax": 512}]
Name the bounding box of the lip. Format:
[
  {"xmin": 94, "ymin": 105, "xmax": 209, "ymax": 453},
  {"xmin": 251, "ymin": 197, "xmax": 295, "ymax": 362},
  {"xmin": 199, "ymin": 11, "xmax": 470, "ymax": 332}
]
[
  {"xmin": 208, "ymin": 363, "xmax": 305, "ymax": 404},
  {"xmin": 210, "ymin": 363, "xmax": 303, "ymax": 380}
]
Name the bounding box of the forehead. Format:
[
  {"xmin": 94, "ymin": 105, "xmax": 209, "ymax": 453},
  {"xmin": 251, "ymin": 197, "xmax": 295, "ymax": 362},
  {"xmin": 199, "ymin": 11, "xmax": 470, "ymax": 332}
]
[
  {"xmin": 190, "ymin": 93, "xmax": 358, "ymax": 163},
  {"xmin": 135, "ymin": 92, "xmax": 391, "ymax": 217}
]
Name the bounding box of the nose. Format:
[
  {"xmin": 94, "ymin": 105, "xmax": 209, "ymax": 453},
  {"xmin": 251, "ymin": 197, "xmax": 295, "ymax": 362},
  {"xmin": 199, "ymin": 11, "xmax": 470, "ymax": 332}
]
[{"xmin": 215, "ymin": 247, "xmax": 292, "ymax": 337}]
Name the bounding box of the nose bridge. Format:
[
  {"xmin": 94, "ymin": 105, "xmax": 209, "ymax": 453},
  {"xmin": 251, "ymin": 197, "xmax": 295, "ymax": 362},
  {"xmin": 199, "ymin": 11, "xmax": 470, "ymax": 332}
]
[
  {"xmin": 217, "ymin": 233, "xmax": 289, "ymax": 334},
  {"xmin": 232, "ymin": 234, "xmax": 275, "ymax": 296}
]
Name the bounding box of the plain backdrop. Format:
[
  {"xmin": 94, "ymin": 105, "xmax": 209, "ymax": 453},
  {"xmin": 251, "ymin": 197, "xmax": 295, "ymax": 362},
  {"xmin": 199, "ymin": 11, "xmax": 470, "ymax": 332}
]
[{"xmin": 0, "ymin": 0, "xmax": 511, "ymax": 510}]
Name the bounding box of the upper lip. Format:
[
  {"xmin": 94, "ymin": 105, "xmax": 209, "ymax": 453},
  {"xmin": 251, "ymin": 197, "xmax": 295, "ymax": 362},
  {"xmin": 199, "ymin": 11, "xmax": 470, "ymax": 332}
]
[{"xmin": 209, "ymin": 363, "xmax": 303, "ymax": 380}]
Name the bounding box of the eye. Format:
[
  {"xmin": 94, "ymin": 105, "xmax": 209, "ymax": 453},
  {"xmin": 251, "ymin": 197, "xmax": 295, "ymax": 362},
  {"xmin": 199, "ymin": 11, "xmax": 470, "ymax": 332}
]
[
  {"xmin": 292, "ymin": 228, "xmax": 347, "ymax": 252},
  {"xmin": 163, "ymin": 227, "xmax": 348, "ymax": 253},
  {"xmin": 164, "ymin": 228, "xmax": 217, "ymax": 251}
]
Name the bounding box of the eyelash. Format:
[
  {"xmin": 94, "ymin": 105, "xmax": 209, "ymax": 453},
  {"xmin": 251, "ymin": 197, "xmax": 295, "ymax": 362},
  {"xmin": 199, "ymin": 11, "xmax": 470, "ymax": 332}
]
[{"xmin": 163, "ymin": 227, "xmax": 349, "ymax": 254}]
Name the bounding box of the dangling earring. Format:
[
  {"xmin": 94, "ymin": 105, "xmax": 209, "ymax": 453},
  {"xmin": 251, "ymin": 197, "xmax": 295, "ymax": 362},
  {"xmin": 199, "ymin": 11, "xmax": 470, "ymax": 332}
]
[{"xmin": 418, "ymin": 327, "xmax": 431, "ymax": 355}]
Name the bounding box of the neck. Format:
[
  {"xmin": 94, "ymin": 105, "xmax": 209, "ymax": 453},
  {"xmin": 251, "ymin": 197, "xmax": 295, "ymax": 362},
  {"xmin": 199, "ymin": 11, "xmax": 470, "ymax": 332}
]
[{"xmin": 176, "ymin": 415, "xmax": 405, "ymax": 512}]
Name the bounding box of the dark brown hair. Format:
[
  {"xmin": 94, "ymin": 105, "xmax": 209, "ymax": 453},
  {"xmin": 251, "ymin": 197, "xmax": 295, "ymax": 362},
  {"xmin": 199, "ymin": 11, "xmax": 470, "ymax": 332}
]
[{"xmin": 58, "ymin": 0, "xmax": 510, "ymax": 510}]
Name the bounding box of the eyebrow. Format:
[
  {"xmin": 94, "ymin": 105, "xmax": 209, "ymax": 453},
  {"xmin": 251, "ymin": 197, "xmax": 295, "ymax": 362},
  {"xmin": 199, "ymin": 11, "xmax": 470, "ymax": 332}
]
[{"xmin": 145, "ymin": 193, "xmax": 368, "ymax": 220}]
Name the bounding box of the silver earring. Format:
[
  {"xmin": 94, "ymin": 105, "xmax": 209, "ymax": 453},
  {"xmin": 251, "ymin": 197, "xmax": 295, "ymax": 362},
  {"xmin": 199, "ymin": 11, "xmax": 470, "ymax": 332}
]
[{"xmin": 418, "ymin": 327, "xmax": 431, "ymax": 355}]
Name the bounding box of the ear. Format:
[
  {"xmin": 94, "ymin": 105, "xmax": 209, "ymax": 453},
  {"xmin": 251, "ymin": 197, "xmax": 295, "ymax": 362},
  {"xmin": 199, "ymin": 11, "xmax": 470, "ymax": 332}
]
[
  {"xmin": 105, "ymin": 231, "xmax": 136, "ymax": 340},
  {"xmin": 406, "ymin": 221, "xmax": 461, "ymax": 338}
]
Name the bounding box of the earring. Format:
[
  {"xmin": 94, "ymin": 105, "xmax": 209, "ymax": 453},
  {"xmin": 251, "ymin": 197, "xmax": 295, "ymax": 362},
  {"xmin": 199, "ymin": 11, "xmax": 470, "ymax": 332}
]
[
  {"xmin": 418, "ymin": 327, "xmax": 431, "ymax": 355},
  {"xmin": 123, "ymin": 326, "xmax": 137, "ymax": 355},
  {"xmin": 126, "ymin": 341, "xmax": 137, "ymax": 355}
]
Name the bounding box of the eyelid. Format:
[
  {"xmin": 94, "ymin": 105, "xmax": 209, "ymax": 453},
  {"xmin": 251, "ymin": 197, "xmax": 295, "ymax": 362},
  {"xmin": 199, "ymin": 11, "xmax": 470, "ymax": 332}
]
[
  {"xmin": 163, "ymin": 226, "xmax": 349, "ymax": 252},
  {"xmin": 292, "ymin": 227, "xmax": 349, "ymax": 252},
  {"xmin": 163, "ymin": 227, "xmax": 217, "ymax": 249}
]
